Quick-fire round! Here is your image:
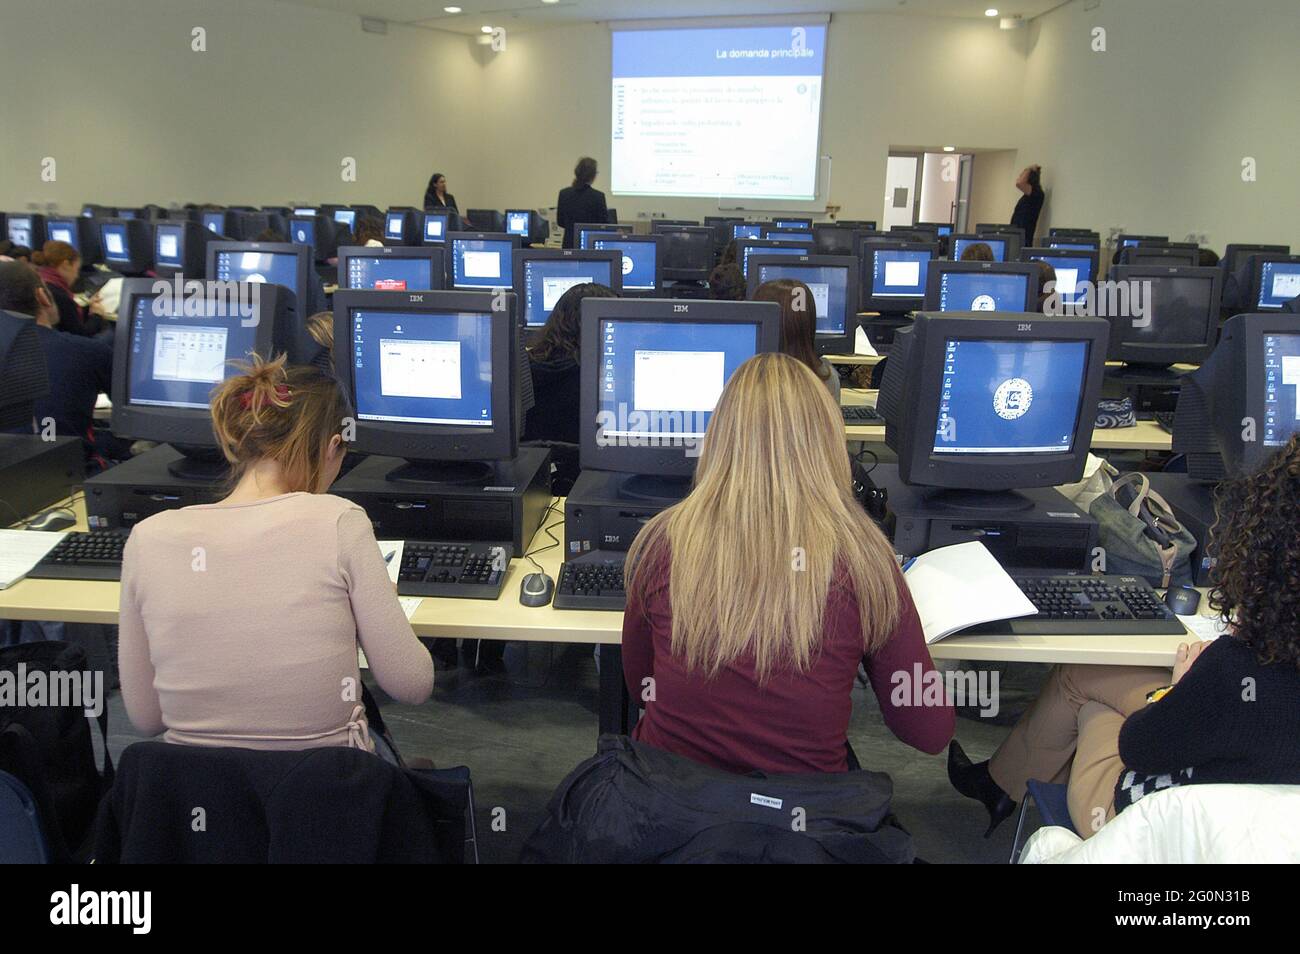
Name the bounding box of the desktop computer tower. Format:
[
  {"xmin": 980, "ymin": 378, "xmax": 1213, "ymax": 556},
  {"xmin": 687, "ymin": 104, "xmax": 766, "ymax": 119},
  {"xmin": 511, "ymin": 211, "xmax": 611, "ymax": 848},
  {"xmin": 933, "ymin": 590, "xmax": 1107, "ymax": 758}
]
[
  {"xmin": 331, "ymin": 446, "xmax": 550, "ymax": 552},
  {"xmin": 0, "ymin": 435, "xmax": 84, "ymax": 520},
  {"xmin": 868, "ymin": 463, "xmax": 1099, "ymax": 571},
  {"xmin": 84, "ymin": 444, "xmax": 223, "ymax": 528},
  {"xmin": 563, "ymin": 470, "xmax": 674, "ymax": 558}
]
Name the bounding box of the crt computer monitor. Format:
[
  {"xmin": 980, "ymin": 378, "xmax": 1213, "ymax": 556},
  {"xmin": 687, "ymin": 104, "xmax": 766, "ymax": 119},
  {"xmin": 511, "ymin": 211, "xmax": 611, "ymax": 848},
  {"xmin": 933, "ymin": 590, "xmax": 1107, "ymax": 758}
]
[
  {"xmin": 201, "ymin": 211, "xmax": 230, "ymax": 236},
  {"xmin": 205, "ymin": 242, "xmax": 315, "ymax": 360},
  {"xmin": 1247, "ymin": 255, "xmax": 1300, "ymax": 311},
  {"xmin": 505, "ymin": 210, "xmax": 545, "ymax": 244},
  {"xmin": 659, "ymin": 227, "xmax": 716, "ymax": 281},
  {"xmin": 99, "ymin": 219, "xmax": 152, "ymax": 274},
  {"xmin": 703, "ymin": 217, "xmax": 742, "ymax": 245},
  {"xmin": 577, "ymin": 222, "xmax": 632, "ymax": 250},
  {"xmin": 764, "ymin": 230, "xmax": 814, "ymax": 243},
  {"xmin": 950, "ymin": 234, "xmax": 1009, "ymax": 262},
  {"xmin": 592, "ymin": 234, "xmax": 662, "ymax": 294},
  {"xmin": 918, "ymin": 222, "xmax": 953, "ymax": 238},
  {"xmin": 731, "ymin": 223, "xmax": 765, "ymax": 241},
  {"xmin": 111, "ymin": 278, "xmax": 293, "ymax": 476},
  {"xmin": 1020, "ymin": 247, "xmax": 1099, "ymax": 311},
  {"xmin": 974, "ymin": 223, "xmax": 1025, "ymax": 242},
  {"xmin": 447, "ymin": 232, "xmax": 521, "ymax": 290},
  {"xmin": 287, "ymin": 214, "xmax": 340, "ymax": 262},
  {"xmin": 812, "ymin": 225, "xmax": 866, "ymax": 256},
  {"xmin": 1116, "ymin": 234, "xmax": 1168, "ymax": 250},
  {"xmin": 773, "ymin": 218, "xmax": 812, "ymax": 231},
  {"xmin": 876, "ymin": 311, "xmax": 1110, "ymax": 504},
  {"xmin": 736, "ymin": 239, "xmax": 813, "ymax": 278},
  {"xmin": 1118, "ymin": 244, "xmax": 1200, "ymax": 267},
  {"xmin": 334, "ymin": 289, "xmax": 519, "ymax": 481},
  {"xmin": 747, "ymin": 254, "xmax": 858, "ymax": 356},
  {"xmin": 338, "ymin": 245, "xmax": 446, "ymax": 291},
  {"xmin": 6, "ymin": 213, "xmax": 46, "ymax": 249},
  {"xmin": 45, "ymin": 217, "xmax": 100, "ymax": 265},
  {"xmin": 577, "ymin": 297, "xmax": 782, "ymax": 496},
  {"xmin": 1050, "ymin": 228, "xmax": 1098, "ymax": 239},
  {"xmin": 383, "ymin": 209, "xmax": 420, "ymax": 245},
  {"xmin": 924, "ymin": 261, "xmax": 1039, "ymax": 313},
  {"xmin": 1046, "ymin": 237, "xmax": 1100, "ymax": 253},
  {"xmin": 333, "ymin": 208, "xmax": 357, "ymax": 231},
  {"xmin": 1224, "ymin": 243, "xmax": 1289, "ymax": 276},
  {"xmin": 862, "ymin": 242, "xmax": 941, "ymax": 314},
  {"xmin": 1172, "ymin": 312, "xmax": 1300, "ymax": 480},
  {"xmin": 1102, "ymin": 265, "xmax": 1223, "ymax": 367},
  {"xmin": 513, "ymin": 248, "xmax": 623, "ymax": 329},
  {"xmin": 152, "ymin": 221, "xmax": 214, "ymax": 277},
  {"xmin": 421, "ymin": 211, "xmax": 457, "ymax": 244}
]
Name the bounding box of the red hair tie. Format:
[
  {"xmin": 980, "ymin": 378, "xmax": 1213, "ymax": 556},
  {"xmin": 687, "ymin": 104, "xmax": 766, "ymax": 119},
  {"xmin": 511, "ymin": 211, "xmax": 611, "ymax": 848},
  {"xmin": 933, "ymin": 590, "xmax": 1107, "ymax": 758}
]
[{"xmin": 239, "ymin": 384, "xmax": 291, "ymax": 410}]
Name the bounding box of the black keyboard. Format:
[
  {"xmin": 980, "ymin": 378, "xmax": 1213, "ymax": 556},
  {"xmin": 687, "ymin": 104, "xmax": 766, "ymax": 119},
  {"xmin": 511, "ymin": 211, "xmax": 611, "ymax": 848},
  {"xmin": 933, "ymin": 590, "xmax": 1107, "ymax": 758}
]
[
  {"xmin": 396, "ymin": 541, "xmax": 512, "ymax": 599},
  {"xmin": 553, "ymin": 559, "xmax": 627, "ymax": 611},
  {"xmin": 842, "ymin": 404, "xmax": 885, "ymax": 424},
  {"xmin": 962, "ymin": 574, "xmax": 1186, "ymax": 636},
  {"xmin": 29, "ymin": 530, "xmax": 129, "ymax": 581}
]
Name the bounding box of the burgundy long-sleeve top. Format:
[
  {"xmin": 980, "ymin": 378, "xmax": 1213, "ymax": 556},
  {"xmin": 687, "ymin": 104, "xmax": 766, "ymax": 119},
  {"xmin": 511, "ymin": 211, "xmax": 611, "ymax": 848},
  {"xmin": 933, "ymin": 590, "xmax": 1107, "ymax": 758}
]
[{"xmin": 622, "ymin": 544, "xmax": 954, "ymax": 775}]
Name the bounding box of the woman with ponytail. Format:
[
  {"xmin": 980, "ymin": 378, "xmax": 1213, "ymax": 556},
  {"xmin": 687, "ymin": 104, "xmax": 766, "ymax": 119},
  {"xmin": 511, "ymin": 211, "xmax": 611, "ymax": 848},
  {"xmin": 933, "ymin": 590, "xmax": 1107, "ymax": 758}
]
[{"xmin": 117, "ymin": 355, "xmax": 433, "ymax": 753}]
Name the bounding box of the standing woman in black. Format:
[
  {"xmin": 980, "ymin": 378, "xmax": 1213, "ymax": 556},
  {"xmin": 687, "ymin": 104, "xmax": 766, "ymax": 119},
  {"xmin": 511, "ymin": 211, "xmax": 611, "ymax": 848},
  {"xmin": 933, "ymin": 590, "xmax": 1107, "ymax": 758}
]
[
  {"xmin": 556, "ymin": 157, "xmax": 609, "ymax": 249},
  {"xmin": 423, "ymin": 172, "xmax": 460, "ymax": 217}
]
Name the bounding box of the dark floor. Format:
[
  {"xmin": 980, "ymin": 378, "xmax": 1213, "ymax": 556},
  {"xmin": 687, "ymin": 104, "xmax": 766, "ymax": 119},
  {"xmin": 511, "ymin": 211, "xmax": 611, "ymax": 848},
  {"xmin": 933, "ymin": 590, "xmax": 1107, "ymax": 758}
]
[{"xmin": 97, "ymin": 641, "xmax": 1053, "ymax": 864}]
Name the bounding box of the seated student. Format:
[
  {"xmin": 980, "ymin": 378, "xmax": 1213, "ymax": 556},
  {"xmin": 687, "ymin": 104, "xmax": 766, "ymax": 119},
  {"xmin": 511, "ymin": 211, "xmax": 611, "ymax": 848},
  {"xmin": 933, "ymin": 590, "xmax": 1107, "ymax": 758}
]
[
  {"xmin": 118, "ymin": 355, "xmax": 433, "ymax": 753},
  {"xmin": 960, "ymin": 242, "xmax": 995, "ymax": 263},
  {"xmin": 707, "ymin": 262, "xmax": 745, "ymax": 301},
  {"xmin": 1035, "ymin": 260, "xmax": 1058, "ymax": 313},
  {"xmin": 622, "ymin": 353, "xmax": 954, "ymax": 775},
  {"xmin": 1198, "ymin": 247, "xmax": 1220, "ymax": 268},
  {"xmin": 1, "ymin": 243, "xmax": 33, "ymax": 264},
  {"xmin": 950, "ymin": 433, "xmax": 1300, "ymax": 837},
  {"xmin": 305, "ymin": 310, "xmax": 334, "ymax": 373},
  {"xmin": 0, "ymin": 261, "xmax": 116, "ymax": 471},
  {"xmin": 719, "ymin": 239, "xmax": 738, "ymax": 267},
  {"xmin": 353, "ymin": 217, "xmax": 386, "ymax": 248},
  {"xmin": 32, "ymin": 240, "xmax": 109, "ymax": 337},
  {"xmin": 523, "ymin": 282, "xmax": 616, "ymax": 447},
  {"xmin": 754, "ymin": 278, "xmax": 840, "ymax": 402}
]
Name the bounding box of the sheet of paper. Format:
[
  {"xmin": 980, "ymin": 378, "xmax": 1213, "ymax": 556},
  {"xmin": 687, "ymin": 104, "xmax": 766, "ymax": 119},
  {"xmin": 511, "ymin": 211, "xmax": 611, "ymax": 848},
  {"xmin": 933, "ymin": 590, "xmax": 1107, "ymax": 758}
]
[
  {"xmin": 1178, "ymin": 614, "xmax": 1229, "ymax": 642},
  {"xmin": 854, "ymin": 325, "xmax": 879, "ymax": 356},
  {"xmin": 0, "ymin": 529, "xmax": 71, "ymax": 589},
  {"xmin": 902, "ymin": 541, "xmax": 1039, "ymax": 643},
  {"xmin": 377, "ymin": 540, "xmax": 404, "ymax": 585}
]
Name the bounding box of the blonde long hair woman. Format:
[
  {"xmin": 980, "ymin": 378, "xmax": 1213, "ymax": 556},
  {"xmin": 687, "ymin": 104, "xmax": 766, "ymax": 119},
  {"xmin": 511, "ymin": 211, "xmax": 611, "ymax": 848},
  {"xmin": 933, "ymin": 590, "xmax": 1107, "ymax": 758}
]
[{"xmin": 622, "ymin": 352, "xmax": 954, "ymax": 775}]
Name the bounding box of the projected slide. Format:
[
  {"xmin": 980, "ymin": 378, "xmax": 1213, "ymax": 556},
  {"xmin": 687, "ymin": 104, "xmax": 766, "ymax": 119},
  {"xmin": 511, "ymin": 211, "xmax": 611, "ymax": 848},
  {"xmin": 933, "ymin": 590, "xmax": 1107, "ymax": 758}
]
[{"xmin": 611, "ymin": 24, "xmax": 826, "ymax": 200}]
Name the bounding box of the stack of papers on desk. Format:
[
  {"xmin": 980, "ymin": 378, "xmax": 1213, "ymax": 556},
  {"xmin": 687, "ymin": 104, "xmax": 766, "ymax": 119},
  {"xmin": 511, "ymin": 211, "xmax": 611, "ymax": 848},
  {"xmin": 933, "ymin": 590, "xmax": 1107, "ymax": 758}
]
[
  {"xmin": 901, "ymin": 541, "xmax": 1038, "ymax": 643},
  {"xmin": 0, "ymin": 530, "xmax": 70, "ymax": 589}
]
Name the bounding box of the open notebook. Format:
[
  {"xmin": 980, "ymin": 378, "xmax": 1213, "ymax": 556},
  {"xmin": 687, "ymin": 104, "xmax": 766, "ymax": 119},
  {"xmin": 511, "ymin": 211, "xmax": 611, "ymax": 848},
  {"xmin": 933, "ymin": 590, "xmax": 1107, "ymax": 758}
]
[{"xmin": 901, "ymin": 541, "xmax": 1038, "ymax": 644}]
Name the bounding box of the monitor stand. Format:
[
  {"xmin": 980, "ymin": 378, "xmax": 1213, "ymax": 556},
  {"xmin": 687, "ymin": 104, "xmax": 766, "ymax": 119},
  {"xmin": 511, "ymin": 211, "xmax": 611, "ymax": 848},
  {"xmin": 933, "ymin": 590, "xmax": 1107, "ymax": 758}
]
[
  {"xmin": 1103, "ymin": 363, "xmax": 1187, "ymax": 415},
  {"xmin": 385, "ymin": 459, "xmax": 493, "ymax": 486},
  {"xmin": 618, "ymin": 473, "xmax": 692, "ymax": 504},
  {"xmin": 921, "ymin": 488, "xmax": 1035, "ymax": 514},
  {"xmin": 166, "ymin": 445, "xmax": 231, "ymax": 482}
]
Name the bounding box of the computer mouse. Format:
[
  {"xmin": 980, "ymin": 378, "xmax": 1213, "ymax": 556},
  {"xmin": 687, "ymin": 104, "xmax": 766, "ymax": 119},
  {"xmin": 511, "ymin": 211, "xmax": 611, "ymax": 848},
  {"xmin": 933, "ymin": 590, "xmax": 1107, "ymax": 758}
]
[
  {"xmin": 27, "ymin": 509, "xmax": 76, "ymax": 532},
  {"xmin": 519, "ymin": 572, "xmax": 555, "ymax": 608},
  {"xmin": 1164, "ymin": 585, "xmax": 1201, "ymax": 616}
]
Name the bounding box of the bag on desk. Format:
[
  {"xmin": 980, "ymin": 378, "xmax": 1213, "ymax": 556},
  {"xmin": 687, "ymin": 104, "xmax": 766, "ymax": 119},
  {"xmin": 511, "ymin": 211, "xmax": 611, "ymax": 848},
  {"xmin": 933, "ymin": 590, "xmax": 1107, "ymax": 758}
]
[{"xmin": 1089, "ymin": 472, "xmax": 1195, "ymax": 588}]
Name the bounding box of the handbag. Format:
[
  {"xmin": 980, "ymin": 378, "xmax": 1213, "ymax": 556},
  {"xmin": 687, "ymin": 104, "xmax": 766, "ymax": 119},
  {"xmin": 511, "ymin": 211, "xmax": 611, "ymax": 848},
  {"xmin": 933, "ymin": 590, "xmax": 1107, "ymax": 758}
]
[{"xmin": 1088, "ymin": 471, "xmax": 1196, "ymax": 587}]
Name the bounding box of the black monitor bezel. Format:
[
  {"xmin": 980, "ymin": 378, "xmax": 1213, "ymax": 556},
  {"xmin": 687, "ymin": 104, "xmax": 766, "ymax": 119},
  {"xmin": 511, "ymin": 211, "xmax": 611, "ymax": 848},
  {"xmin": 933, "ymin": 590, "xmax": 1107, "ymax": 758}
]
[
  {"xmin": 511, "ymin": 247, "xmax": 624, "ymax": 328},
  {"xmin": 658, "ymin": 226, "xmax": 717, "ymax": 279},
  {"xmin": 97, "ymin": 218, "xmax": 151, "ymax": 273},
  {"xmin": 151, "ymin": 220, "xmax": 212, "ymax": 277},
  {"xmin": 337, "ymin": 244, "xmax": 447, "ymax": 291},
  {"xmin": 923, "ymin": 260, "xmax": 1040, "ymax": 313},
  {"xmin": 885, "ymin": 311, "xmax": 1110, "ymax": 491},
  {"xmin": 746, "ymin": 253, "xmax": 858, "ymax": 355},
  {"xmin": 590, "ymin": 233, "xmax": 663, "ymax": 295},
  {"xmin": 576, "ymin": 222, "xmax": 633, "ymax": 250},
  {"xmin": 205, "ymin": 241, "xmax": 311, "ymax": 317},
  {"xmin": 736, "ymin": 238, "xmax": 816, "ymax": 278},
  {"xmin": 334, "ymin": 289, "xmax": 518, "ymax": 462},
  {"xmin": 1103, "ymin": 264, "xmax": 1223, "ymax": 364},
  {"xmin": 578, "ymin": 297, "xmax": 782, "ymax": 477},
  {"xmin": 420, "ymin": 210, "xmax": 458, "ymax": 244},
  {"xmin": 861, "ymin": 241, "xmax": 941, "ymax": 314},
  {"xmin": 445, "ymin": 231, "xmax": 522, "ymax": 290},
  {"xmin": 110, "ymin": 278, "xmax": 288, "ymax": 446},
  {"xmin": 1223, "ymin": 243, "xmax": 1290, "ymax": 276},
  {"xmin": 1246, "ymin": 254, "xmax": 1300, "ymax": 312}
]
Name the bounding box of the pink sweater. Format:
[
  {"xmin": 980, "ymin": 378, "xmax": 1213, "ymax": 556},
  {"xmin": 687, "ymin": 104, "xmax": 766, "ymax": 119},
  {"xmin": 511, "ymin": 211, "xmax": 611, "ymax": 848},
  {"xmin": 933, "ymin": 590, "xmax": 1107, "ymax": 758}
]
[{"xmin": 118, "ymin": 493, "xmax": 434, "ymax": 751}]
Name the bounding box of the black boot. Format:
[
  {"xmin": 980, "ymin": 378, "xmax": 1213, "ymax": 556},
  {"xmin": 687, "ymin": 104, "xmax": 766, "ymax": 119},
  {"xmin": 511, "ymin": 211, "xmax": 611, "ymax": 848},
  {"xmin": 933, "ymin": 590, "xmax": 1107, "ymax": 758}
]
[{"xmin": 947, "ymin": 740, "xmax": 1017, "ymax": 838}]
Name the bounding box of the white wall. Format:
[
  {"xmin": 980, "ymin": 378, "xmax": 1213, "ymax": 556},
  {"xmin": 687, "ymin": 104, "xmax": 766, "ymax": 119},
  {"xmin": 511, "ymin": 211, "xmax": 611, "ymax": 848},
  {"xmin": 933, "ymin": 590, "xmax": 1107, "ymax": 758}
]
[{"xmin": 0, "ymin": 0, "xmax": 481, "ymax": 213}]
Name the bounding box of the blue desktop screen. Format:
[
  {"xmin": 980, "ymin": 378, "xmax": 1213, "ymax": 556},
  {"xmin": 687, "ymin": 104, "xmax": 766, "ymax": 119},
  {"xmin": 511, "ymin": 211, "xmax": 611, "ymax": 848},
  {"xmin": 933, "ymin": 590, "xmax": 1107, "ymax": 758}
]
[
  {"xmin": 1029, "ymin": 253, "xmax": 1094, "ymax": 308},
  {"xmin": 579, "ymin": 228, "xmax": 626, "ymax": 250},
  {"xmin": 423, "ymin": 214, "xmax": 450, "ymax": 243},
  {"xmin": 935, "ymin": 271, "xmax": 1030, "ymax": 312},
  {"xmin": 202, "ymin": 213, "xmax": 224, "ymax": 234},
  {"xmin": 344, "ymin": 256, "xmax": 437, "ymax": 291},
  {"xmin": 774, "ymin": 220, "xmax": 812, "ymax": 231},
  {"xmin": 766, "ymin": 231, "xmax": 813, "ymax": 242},
  {"xmin": 739, "ymin": 243, "xmax": 806, "ymax": 278},
  {"xmin": 46, "ymin": 220, "xmax": 77, "ymax": 250},
  {"xmin": 755, "ymin": 262, "xmax": 849, "ymax": 334},
  {"xmin": 127, "ymin": 295, "xmax": 257, "ymax": 409},
  {"xmin": 212, "ymin": 250, "xmax": 303, "ymax": 301},
  {"xmin": 101, "ymin": 223, "xmax": 131, "ymax": 263},
  {"xmin": 289, "ymin": 218, "xmax": 316, "ymax": 247},
  {"xmin": 1048, "ymin": 241, "xmax": 1098, "ymax": 253},
  {"xmin": 933, "ymin": 338, "xmax": 1089, "ymax": 455},
  {"xmin": 522, "ymin": 257, "xmax": 616, "ymax": 327},
  {"xmin": 384, "ymin": 213, "xmax": 407, "ymax": 240},
  {"xmin": 1257, "ymin": 261, "xmax": 1300, "ymax": 309},
  {"xmin": 506, "ymin": 212, "xmax": 531, "ymax": 237},
  {"xmin": 593, "ymin": 238, "xmax": 657, "ymax": 290},
  {"xmin": 154, "ymin": 225, "xmax": 184, "ymax": 268},
  {"xmin": 450, "ymin": 238, "xmax": 513, "ymax": 289},
  {"xmin": 952, "ymin": 237, "xmax": 1008, "ymax": 262},
  {"xmin": 1263, "ymin": 333, "xmax": 1300, "ymax": 447},
  {"xmin": 935, "ymin": 225, "xmax": 953, "ymax": 237},
  {"xmin": 732, "ymin": 223, "xmax": 763, "ymax": 241},
  {"xmin": 597, "ymin": 319, "xmax": 760, "ymax": 440},
  {"xmin": 871, "ymin": 248, "xmax": 932, "ymax": 299},
  {"xmin": 351, "ymin": 310, "xmax": 494, "ymax": 427},
  {"xmin": 334, "ymin": 209, "xmax": 356, "ymax": 229}
]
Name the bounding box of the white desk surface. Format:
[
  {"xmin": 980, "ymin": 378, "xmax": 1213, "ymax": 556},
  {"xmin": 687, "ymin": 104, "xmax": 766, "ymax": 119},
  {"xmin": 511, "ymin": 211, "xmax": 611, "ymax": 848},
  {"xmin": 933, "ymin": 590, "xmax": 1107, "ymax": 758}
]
[{"xmin": 2, "ymin": 495, "xmax": 1202, "ymax": 667}]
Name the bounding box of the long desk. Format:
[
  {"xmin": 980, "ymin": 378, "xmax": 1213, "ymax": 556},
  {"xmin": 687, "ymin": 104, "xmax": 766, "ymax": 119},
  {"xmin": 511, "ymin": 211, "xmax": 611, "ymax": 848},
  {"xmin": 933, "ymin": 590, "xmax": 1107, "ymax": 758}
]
[
  {"xmin": 3, "ymin": 494, "xmax": 1207, "ymax": 735},
  {"xmin": 840, "ymin": 388, "xmax": 1174, "ymax": 452}
]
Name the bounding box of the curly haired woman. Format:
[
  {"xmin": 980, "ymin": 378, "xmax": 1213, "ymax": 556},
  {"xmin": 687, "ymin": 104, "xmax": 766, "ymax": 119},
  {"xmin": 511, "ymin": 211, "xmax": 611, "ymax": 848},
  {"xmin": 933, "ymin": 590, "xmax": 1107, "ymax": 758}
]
[{"xmin": 948, "ymin": 434, "xmax": 1300, "ymax": 838}]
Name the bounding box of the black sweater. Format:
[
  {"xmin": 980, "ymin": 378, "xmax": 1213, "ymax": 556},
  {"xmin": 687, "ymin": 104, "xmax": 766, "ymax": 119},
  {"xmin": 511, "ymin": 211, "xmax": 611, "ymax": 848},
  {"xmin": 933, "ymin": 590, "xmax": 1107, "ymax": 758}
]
[
  {"xmin": 1118, "ymin": 635, "xmax": 1300, "ymax": 788},
  {"xmin": 1010, "ymin": 186, "xmax": 1044, "ymax": 245},
  {"xmin": 556, "ymin": 184, "xmax": 609, "ymax": 249}
]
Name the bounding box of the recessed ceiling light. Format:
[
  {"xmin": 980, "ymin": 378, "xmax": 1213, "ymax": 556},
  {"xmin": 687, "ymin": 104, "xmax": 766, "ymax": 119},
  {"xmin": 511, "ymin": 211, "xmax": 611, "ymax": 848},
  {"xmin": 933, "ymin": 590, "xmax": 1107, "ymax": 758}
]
[
  {"xmin": 943, "ymin": 146, "xmax": 955, "ymax": 152},
  {"xmin": 985, "ymin": 8, "xmax": 999, "ymax": 16},
  {"xmin": 443, "ymin": 5, "xmax": 460, "ymax": 12},
  {"xmin": 481, "ymin": 25, "xmax": 494, "ymax": 33},
  {"xmin": 542, "ymin": 0, "xmax": 560, "ymax": 4}
]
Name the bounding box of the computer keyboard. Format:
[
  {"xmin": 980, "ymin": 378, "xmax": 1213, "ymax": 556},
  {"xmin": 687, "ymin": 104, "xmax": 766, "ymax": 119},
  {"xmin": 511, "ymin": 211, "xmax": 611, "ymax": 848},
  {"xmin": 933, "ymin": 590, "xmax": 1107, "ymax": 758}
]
[
  {"xmin": 553, "ymin": 559, "xmax": 627, "ymax": 611},
  {"xmin": 29, "ymin": 529, "xmax": 129, "ymax": 581},
  {"xmin": 841, "ymin": 404, "xmax": 885, "ymax": 424},
  {"xmin": 962, "ymin": 574, "xmax": 1186, "ymax": 636},
  {"xmin": 396, "ymin": 541, "xmax": 513, "ymax": 599}
]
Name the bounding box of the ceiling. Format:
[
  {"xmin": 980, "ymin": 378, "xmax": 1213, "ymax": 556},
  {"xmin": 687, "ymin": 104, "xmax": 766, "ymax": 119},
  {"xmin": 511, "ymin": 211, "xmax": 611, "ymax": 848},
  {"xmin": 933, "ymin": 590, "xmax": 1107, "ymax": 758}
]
[{"xmin": 272, "ymin": 0, "xmax": 1065, "ymax": 36}]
